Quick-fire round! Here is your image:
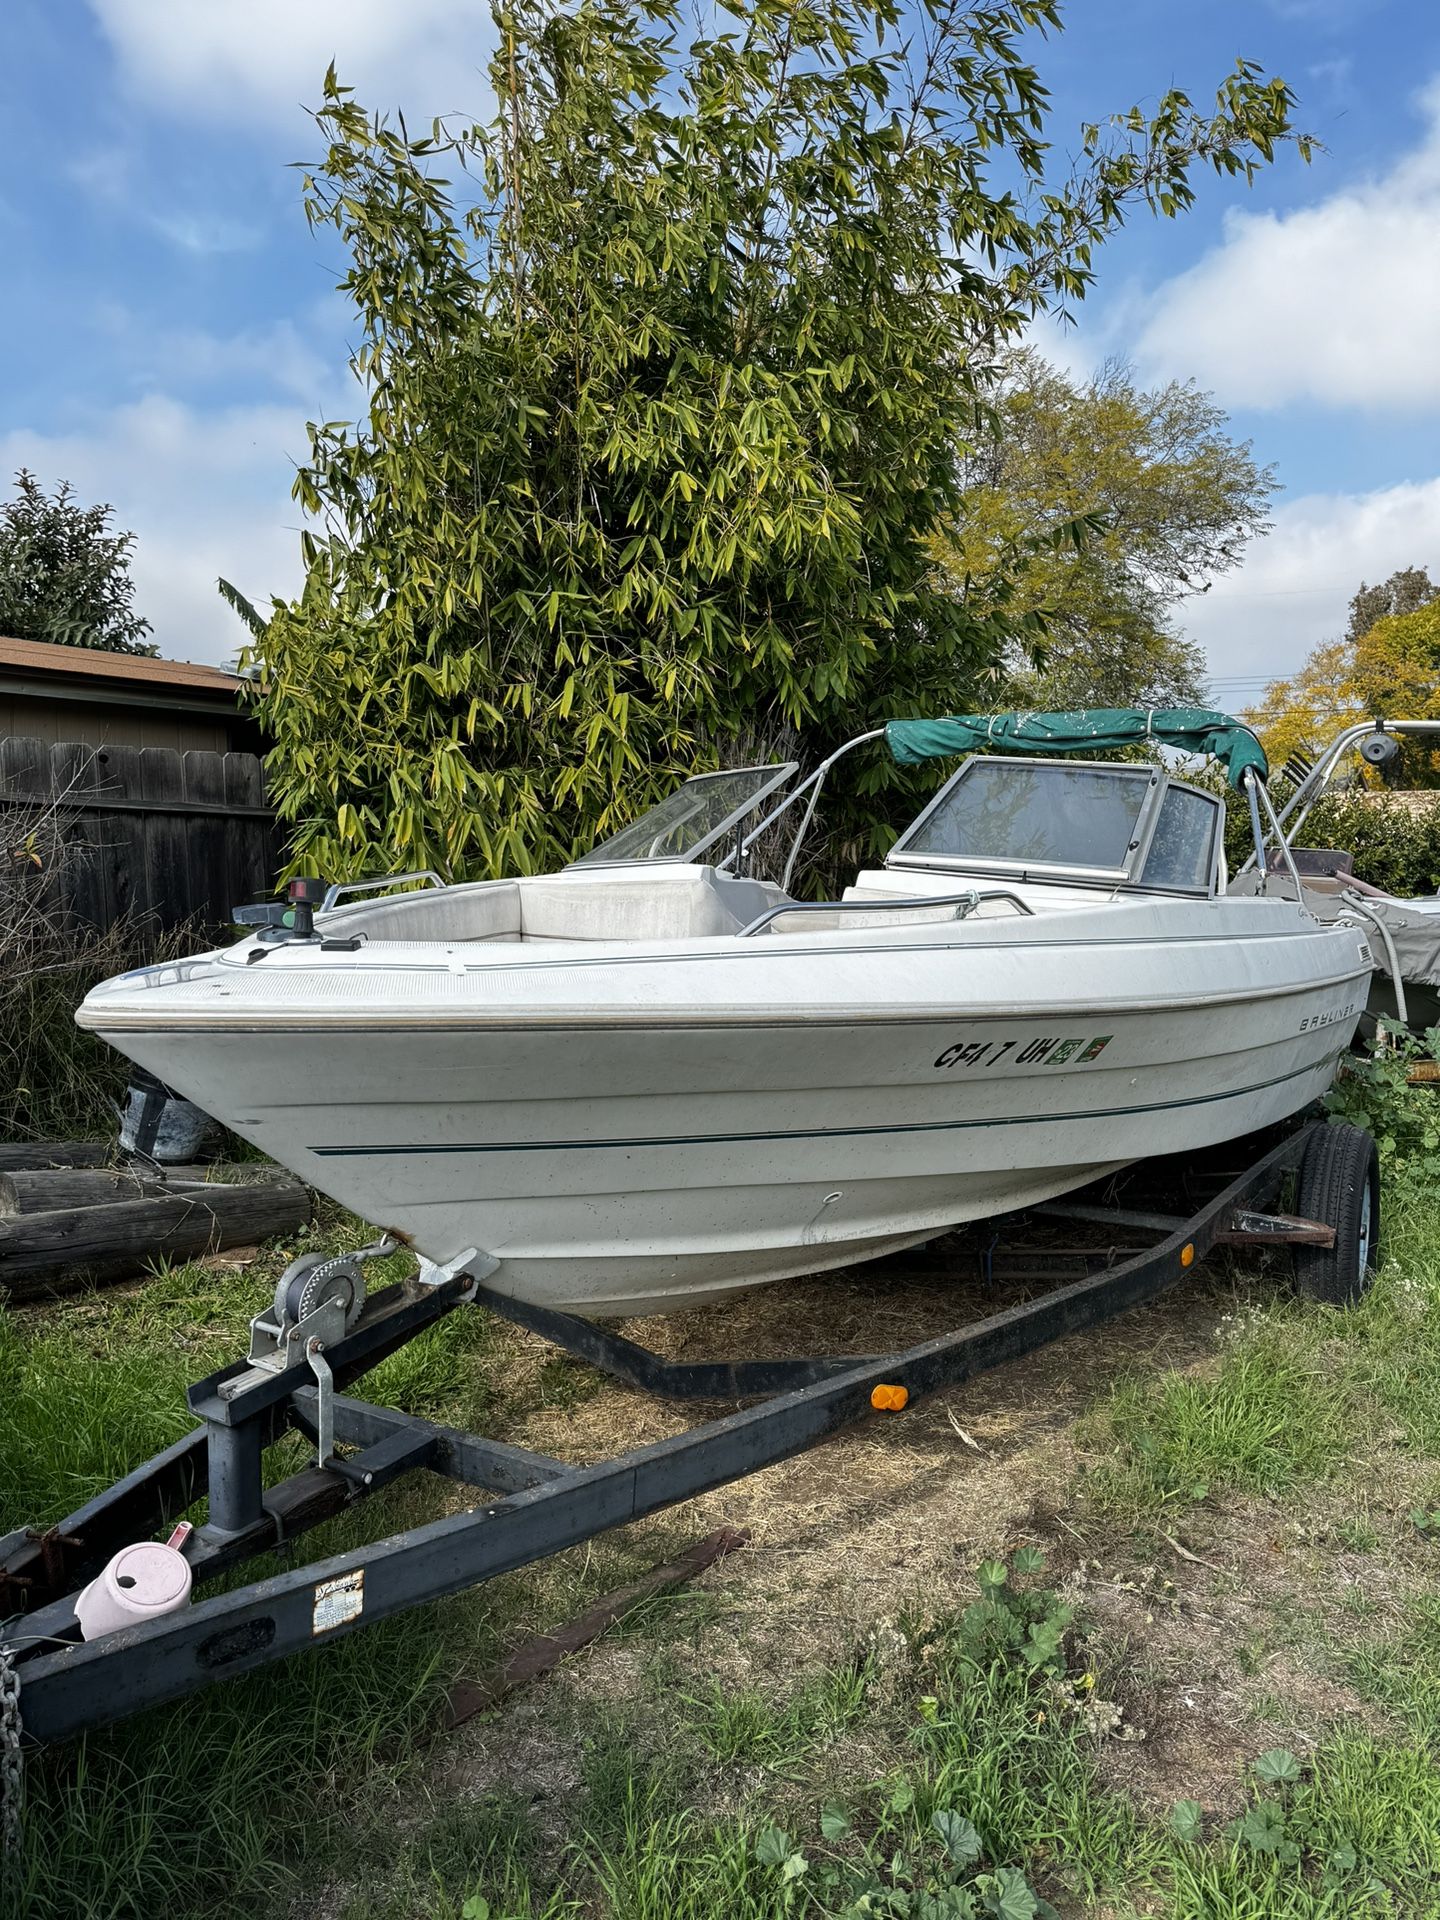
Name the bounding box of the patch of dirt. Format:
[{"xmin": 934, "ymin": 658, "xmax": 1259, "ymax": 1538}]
[{"xmin": 1061, "ymin": 1464, "xmax": 1433, "ymax": 1815}]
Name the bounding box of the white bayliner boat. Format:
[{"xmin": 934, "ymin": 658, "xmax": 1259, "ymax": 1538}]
[{"xmin": 78, "ymin": 710, "xmax": 1374, "ymax": 1317}]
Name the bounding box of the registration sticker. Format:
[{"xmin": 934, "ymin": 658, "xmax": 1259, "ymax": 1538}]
[
  {"xmin": 934, "ymin": 1032, "xmax": 1113, "ymax": 1072},
  {"xmin": 312, "ymin": 1570, "xmax": 365, "ymax": 1635}
]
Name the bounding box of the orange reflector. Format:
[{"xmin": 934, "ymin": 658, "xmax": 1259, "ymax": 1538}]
[
  {"xmin": 871, "ymin": 1383, "xmax": 909, "ymax": 1412},
  {"xmin": 1180, "ymin": 1243, "xmax": 1196, "ymax": 1268}
]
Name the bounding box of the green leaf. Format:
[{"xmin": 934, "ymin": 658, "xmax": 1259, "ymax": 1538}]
[
  {"xmin": 976, "ymin": 1560, "xmax": 1008, "ymax": 1594},
  {"xmin": 460, "ymin": 1900, "xmax": 490, "ymax": 1920},
  {"xmin": 1238, "ymin": 1802, "xmax": 1287, "ymax": 1854},
  {"xmin": 1010, "ymin": 1546, "xmax": 1046, "ymax": 1576},
  {"xmin": 756, "ymin": 1826, "xmax": 791, "ymax": 1868},
  {"xmin": 978, "ymin": 1866, "xmax": 1040, "ymax": 1919},
  {"xmin": 821, "ymin": 1802, "xmax": 853, "ymax": 1842},
  {"xmin": 1254, "ymin": 1748, "xmax": 1302, "ymax": 1787},
  {"xmin": 782, "ymin": 1852, "xmax": 810, "ymax": 1883},
  {"xmin": 932, "ymin": 1809, "xmax": 982, "ymax": 1867},
  {"xmin": 1168, "ymin": 1799, "xmax": 1203, "ymax": 1844}
]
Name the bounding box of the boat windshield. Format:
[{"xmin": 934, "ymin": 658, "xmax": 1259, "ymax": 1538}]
[
  {"xmin": 891, "ymin": 760, "xmax": 1153, "ymax": 874},
  {"xmin": 571, "ymin": 762, "xmax": 796, "ymax": 866}
]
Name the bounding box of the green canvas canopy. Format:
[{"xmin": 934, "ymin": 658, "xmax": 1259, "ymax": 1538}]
[{"xmin": 885, "ymin": 707, "xmax": 1268, "ymax": 792}]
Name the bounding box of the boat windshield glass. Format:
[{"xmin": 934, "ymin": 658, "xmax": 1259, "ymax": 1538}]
[
  {"xmin": 572, "ymin": 763, "xmax": 796, "ymax": 866},
  {"xmin": 890, "ymin": 760, "xmax": 1153, "ymax": 873},
  {"xmin": 1139, "ymin": 783, "xmax": 1220, "ymax": 891}
]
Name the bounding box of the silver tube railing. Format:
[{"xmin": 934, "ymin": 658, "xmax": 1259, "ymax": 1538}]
[
  {"xmin": 320, "ymin": 871, "xmax": 447, "ymax": 912},
  {"xmin": 715, "ymin": 728, "xmax": 886, "ymax": 888},
  {"xmin": 738, "ymin": 888, "xmax": 1034, "ymax": 937},
  {"xmin": 1337, "ymin": 893, "xmax": 1410, "ymax": 1032},
  {"xmin": 1239, "ymin": 717, "xmax": 1440, "ymax": 874}
]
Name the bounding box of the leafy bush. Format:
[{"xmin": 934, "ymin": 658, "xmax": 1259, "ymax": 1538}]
[
  {"xmin": 1222, "ymin": 789, "xmax": 1440, "ymax": 897},
  {"xmin": 1325, "ymin": 1023, "xmax": 1440, "ymax": 1185}
]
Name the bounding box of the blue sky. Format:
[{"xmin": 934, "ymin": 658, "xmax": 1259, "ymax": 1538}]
[{"xmin": 2, "ymin": 0, "xmax": 1438, "ymax": 696}]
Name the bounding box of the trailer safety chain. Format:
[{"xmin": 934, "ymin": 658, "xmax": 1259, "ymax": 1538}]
[{"xmin": 0, "ymin": 1641, "xmax": 21, "ymax": 1855}]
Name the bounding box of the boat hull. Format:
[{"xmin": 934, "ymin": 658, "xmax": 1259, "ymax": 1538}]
[{"xmin": 83, "ymin": 965, "xmax": 1367, "ymax": 1316}]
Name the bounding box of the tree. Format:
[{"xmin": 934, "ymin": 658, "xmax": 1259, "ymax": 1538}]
[
  {"xmin": 935, "ymin": 353, "xmax": 1274, "ymax": 711},
  {"xmin": 250, "ymin": 0, "xmax": 1310, "ymax": 884},
  {"xmin": 1246, "ymin": 564, "xmax": 1440, "ymax": 783},
  {"xmin": 1347, "ymin": 564, "xmax": 1437, "ymax": 645},
  {"xmin": 0, "ymin": 470, "xmax": 156, "ymax": 656}
]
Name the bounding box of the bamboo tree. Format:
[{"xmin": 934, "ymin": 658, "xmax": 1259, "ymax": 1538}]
[{"xmin": 250, "ymin": 0, "xmax": 1311, "ymax": 883}]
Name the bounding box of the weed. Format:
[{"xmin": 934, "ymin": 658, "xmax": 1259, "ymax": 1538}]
[
  {"xmin": 684, "ymin": 1655, "xmax": 873, "ymax": 1772},
  {"xmin": 1347, "ymin": 1591, "xmax": 1440, "ymax": 1745},
  {"xmin": 1332, "ymin": 1514, "xmax": 1381, "ymax": 1553},
  {"xmin": 1326, "ymin": 1022, "xmax": 1440, "ymax": 1184}
]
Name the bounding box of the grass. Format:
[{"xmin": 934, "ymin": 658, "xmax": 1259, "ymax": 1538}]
[
  {"xmin": 7, "ymin": 1146, "xmax": 1440, "ymax": 1918},
  {"xmin": 1077, "ymin": 1164, "xmax": 1440, "ymax": 1531},
  {"xmin": 683, "ymin": 1658, "xmax": 872, "ymax": 1770},
  {"xmin": 329, "ymin": 1575, "xmax": 1440, "ymax": 1920}
]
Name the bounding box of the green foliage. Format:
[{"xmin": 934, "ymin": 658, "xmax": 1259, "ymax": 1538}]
[
  {"xmin": 252, "ymin": 1, "xmax": 1309, "ymax": 884},
  {"xmin": 939, "ymin": 353, "xmax": 1274, "ymax": 711},
  {"xmin": 217, "ymin": 574, "xmax": 269, "ymax": 639},
  {"xmin": 0, "ymin": 468, "xmax": 156, "ymax": 655},
  {"xmin": 1083, "ymin": 1324, "xmax": 1349, "ymax": 1518},
  {"xmin": 1219, "ymin": 786, "xmax": 1440, "ymax": 897},
  {"xmin": 1302, "ymin": 793, "xmax": 1440, "ymax": 894},
  {"xmin": 1246, "ymin": 566, "xmax": 1440, "ymax": 785},
  {"xmin": 1347, "ymin": 563, "xmax": 1439, "ymax": 646},
  {"xmin": 954, "ymin": 1548, "xmax": 1074, "ymax": 1677},
  {"xmin": 1325, "ymin": 1023, "xmax": 1440, "ymax": 1183}
]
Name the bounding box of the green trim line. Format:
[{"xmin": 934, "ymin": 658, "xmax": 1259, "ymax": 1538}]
[{"xmin": 311, "ymin": 1057, "xmax": 1332, "ymax": 1159}]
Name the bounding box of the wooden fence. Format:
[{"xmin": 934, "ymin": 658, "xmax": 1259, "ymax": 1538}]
[{"xmin": 1, "ymin": 735, "xmax": 281, "ymax": 931}]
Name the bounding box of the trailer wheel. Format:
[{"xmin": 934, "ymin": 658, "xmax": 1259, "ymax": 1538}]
[{"xmin": 1291, "ymin": 1124, "xmax": 1380, "ymax": 1306}]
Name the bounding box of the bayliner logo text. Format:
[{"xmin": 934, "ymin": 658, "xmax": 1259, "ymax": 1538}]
[
  {"xmin": 1298, "ymin": 1002, "xmax": 1357, "ymax": 1033},
  {"xmin": 934, "ymin": 1034, "xmax": 1113, "ymax": 1071}
]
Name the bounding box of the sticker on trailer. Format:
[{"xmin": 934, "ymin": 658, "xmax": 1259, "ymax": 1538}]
[{"xmin": 312, "ymin": 1570, "xmax": 365, "ymax": 1635}]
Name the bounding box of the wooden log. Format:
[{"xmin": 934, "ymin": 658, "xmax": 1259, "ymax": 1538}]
[
  {"xmin": 0, "ymin": 1163, "xmax": 298, "ymax": 1215},
  {"xmin": 0, "ymin": 1169, "xmax": 164, "ymax": 1215},
  {"xmin": 0, "ymin": 1142, "xmax": 111, "ymax": 1172},
  {"xmin": 0, "ymin": 1175, "xmax": 312, "ymax": 1296}
]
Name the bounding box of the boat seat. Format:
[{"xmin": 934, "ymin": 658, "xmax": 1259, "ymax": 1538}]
[
  {"xmin": 320, "ymin": 882, "xmax": 523, "ymax": 943},
  {"xmin": 320, "ymin": 867, "xmax": 791, "ymax": 944},
  {"xmin": 516, "ymin": 868, "xmax": 789, "ymax": 941}
]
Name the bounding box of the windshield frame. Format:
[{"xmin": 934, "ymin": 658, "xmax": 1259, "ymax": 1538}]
[
  {"xmin": 884, "ymin": 755, "xmax": 1220, "ymax": 894},
  {"xmin": 569, "ymin": 761, "xmax": 798, "ymax": 869}
]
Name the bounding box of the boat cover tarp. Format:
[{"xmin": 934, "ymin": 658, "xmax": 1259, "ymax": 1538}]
[{"xmin": 885, "ymin": 708, "xmax": 1268, "ymax": 791}]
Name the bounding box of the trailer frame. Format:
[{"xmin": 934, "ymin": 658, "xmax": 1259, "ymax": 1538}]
[{"xmin": 0, "ymin": 1115, "xmax": 1370, "ymax": 1754}]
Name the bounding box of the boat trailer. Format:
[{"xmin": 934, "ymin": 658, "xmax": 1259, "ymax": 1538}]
[{"xmin": 0, "ymin": 1116, "xmax": 1377, "ymax": 1782}]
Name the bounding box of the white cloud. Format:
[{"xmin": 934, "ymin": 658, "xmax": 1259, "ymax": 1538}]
[
  {"xmin": 93, "ymin": 307, "xmax": 346, "ymax": 408},
  {"xmin": 1179, "ymin": 476, "xmax": 1440, "ymax": 692},
  {"xmin": 0, "ymin": 397, "xmax": 310, "ymax": 666},
  {"xmin": 1134, "ymin": 79, "xmax": 1440, "ymax": 411},
  {"xmin": 88, "ymin": 0, "xmax": 498, "ymax": 133}
]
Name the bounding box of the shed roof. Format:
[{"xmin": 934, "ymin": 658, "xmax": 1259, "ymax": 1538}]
[{"xmin": 0, "ymin": 634, "xmax": 244, "ymax": 701}]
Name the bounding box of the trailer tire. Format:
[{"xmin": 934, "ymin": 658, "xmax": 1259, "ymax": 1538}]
[{"xmin": 1291, "ymin": 1123, "xmax": 1380, "ymax": 1307}]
